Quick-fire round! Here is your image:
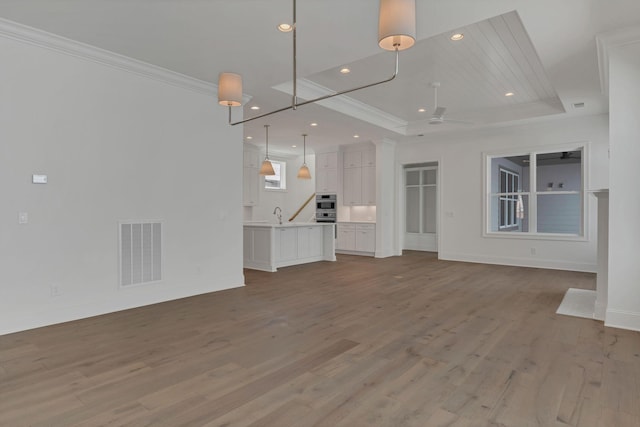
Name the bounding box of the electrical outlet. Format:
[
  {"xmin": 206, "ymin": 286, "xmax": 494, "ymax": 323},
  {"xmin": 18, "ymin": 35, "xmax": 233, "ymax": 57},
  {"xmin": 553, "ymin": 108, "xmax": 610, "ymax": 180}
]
[
  {"xmin": 50, "ymin": 284, "xmax": 61, "ymax": 297},
  {"xmin": 18, "ymin": 212, "xmax": 28, "ymax": 224},
  {"xmin": 530, "ymin": 247, "xmax": 537, "ymax": 255}
]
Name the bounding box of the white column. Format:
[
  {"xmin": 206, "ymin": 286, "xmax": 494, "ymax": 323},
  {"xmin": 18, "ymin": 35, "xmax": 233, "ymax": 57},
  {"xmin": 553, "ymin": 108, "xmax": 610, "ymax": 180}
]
[
  {"xmin": 604, "ymin": 28, "xmax": 640, "ymax": 331},
  {"xmin": 591, "ymin": 190, "xmax": 609, "ymax": 321},
  {"xmin": 374, "ymin": 138, "xmax": 397, "ymax": 258}
]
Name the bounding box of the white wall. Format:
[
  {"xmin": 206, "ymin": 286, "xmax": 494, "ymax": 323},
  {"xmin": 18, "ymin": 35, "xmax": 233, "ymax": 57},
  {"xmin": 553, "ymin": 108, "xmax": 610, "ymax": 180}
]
[
  {"xmin": 607, "ymin": 38, "xmax": 640, "ymax": 331},
  {"xmin": 396, "ymin": 114, "xmax": 609, "ymax": 272},
  {"xmin": 0, "ymin": 30, "xmax": 243, "ymax": 335}
]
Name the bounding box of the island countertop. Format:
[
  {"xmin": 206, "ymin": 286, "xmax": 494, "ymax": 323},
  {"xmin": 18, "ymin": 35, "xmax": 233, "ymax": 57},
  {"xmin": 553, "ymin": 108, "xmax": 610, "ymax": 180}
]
[{"xmin": 243, "ymin": 221, "xmax": 335, "ymax": 228}]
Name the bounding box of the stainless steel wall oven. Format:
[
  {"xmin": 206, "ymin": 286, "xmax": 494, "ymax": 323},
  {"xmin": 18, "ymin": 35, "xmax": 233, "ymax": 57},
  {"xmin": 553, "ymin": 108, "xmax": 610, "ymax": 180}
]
[{"xmin": 315, "ymin": 194, "xmax": 336, "ymax": 222}]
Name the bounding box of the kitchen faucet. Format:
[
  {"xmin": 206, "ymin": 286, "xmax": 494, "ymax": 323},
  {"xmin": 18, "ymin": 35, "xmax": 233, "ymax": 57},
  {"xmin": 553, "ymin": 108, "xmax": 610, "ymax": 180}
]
[{"xmin": 273, "ymin": 207, "xmax": 282, "ymax": 224}]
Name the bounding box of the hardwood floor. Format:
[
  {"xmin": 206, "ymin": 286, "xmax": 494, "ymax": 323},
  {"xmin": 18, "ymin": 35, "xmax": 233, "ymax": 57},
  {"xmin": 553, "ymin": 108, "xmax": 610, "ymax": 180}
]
[{"xmin": 1, "ymin": 252, "xmax": 639, "ymax": 426}]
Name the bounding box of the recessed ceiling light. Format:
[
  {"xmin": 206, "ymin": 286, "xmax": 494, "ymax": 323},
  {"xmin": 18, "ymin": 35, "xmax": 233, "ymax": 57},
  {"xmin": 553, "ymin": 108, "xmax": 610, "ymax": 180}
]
[
  {"xmin": 505, "ymin": 92, "xmax": 515, "ymax": 97},
  {"xmin": 450, "ymin": 33, "xmax": 464, "ymax": 41},
  {"xmin": 353, "ymin": 134, "xmax": 360, "ymax": 138},
  {"xmin": 277, "ymin": 23, "xmax": 293, "ymax": 32},
  {"xmin": 250, "ymin": 105, "xmax": 260, "ymax": 110},
  {"xmin": 340, "ymin": 67, "xmax": 351, "ymax": 74},
  {"xmin": 418, "ymin": 108, "xmax": 426, "ymax": 112},
  {"xmin": 246, "ymin": 136, "xmax": 253, "ymax": 140},
  {"xmin": 292, "ymin": 145, "xmax": 297, "ymax": 148},
  {"xmin": 310, "ymin": 122, "xmax": 318, "ymax": 127}
]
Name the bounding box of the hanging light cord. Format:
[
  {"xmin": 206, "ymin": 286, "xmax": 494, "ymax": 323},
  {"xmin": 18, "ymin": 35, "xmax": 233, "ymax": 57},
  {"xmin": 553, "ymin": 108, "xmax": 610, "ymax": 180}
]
[
  {"xmin": 227, "ymin": 0, "xmax": 401, "ymax": 126},
  {"xmin": 265, "ymin": 124, "xmax": 270, "ymax": 159}
]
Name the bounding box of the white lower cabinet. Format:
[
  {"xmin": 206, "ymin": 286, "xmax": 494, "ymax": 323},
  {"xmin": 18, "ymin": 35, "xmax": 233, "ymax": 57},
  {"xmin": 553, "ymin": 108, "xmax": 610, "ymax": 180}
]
[
  {"xmin": 298, "ymin": 226, "xmax": 324, "ymax": 259},
  {"xmin": 275, "ymin": 227, "xmax": 298, "ymax": 262},
  {"xmin": 336, "ymin": 223, "xmax": 375, "ymax": 255},
  {"xmin": 355, "ymin": 224, "xmax": 375, "ymax": 252},
  {"xmin": 336, "ymin": 224, "xmax": 356, "ymax": 251}
]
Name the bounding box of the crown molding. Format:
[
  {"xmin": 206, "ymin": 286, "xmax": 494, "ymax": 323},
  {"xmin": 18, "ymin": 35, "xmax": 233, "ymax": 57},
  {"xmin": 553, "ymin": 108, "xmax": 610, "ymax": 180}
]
[
  {"xmin": 273, "ymin": 78, "xmax": 408, "ymax": 135},
  {"xmin": 0, "ymin": 17, "xmax": 238, "ymax": 99},
  {"xmin": 596, "ymin": 25, "xmax": 640, "ymax": 96}
]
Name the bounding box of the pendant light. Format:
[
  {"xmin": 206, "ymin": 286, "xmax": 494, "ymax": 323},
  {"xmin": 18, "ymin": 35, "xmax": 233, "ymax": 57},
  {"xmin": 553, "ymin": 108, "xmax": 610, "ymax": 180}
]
[
  {"xmin": 297, "ymin": 134, "xmax": 311, "ymax": 179},
  {"xmin": 218, "ymin": 0, "xmax": 416, "ymax": 126},
  {"xmin": 259, "ymin": 124, "xmax": 275, "ymax": 176}
]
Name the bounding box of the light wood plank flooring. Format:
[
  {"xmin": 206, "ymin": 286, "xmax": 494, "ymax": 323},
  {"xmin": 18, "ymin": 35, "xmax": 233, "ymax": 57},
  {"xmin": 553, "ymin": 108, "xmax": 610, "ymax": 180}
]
[{"xmin": 1, "ymin": 252, "xmax": 639, "ymax": 426}]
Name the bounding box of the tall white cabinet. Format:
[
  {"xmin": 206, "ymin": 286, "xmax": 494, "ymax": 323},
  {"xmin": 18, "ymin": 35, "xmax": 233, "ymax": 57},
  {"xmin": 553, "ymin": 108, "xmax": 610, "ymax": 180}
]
[
  {"xmin": 343, "ymin": 147, "xmax": 376, "ymax": 206},
  {"xmin": 316, "ymin": 151, "xmax": 338, "ymax": 194}
]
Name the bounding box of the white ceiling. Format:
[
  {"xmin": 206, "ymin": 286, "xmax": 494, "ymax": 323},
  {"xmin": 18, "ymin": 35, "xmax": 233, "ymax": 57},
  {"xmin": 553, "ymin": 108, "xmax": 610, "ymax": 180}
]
[{"xmin": 0, "ymin": 0, "xmax": 639, "ymax": 155}]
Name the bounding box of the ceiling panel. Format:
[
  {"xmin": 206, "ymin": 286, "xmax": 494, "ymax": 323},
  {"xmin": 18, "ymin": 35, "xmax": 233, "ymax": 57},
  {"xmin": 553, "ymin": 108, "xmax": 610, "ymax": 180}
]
[
  {"xmin": 280, "ymin": 10, "xmax": 564, "ymax": 137},
  {"xmin": 1, "ymin": 1, "xmax": 633, "ymax": 152}
]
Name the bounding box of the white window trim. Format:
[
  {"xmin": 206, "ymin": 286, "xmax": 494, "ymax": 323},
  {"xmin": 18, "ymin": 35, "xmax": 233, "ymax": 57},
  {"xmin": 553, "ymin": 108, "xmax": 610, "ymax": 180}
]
[{"xmin": 482, "ymin": 141, "xmax": 590, "ymax": 242}]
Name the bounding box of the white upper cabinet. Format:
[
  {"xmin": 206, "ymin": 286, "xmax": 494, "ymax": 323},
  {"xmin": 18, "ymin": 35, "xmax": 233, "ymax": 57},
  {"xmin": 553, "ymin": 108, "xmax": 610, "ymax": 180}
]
[
  {"xmin": 362, "ymin": 148, "xmax": 376, "ymax": 167},
  {"xmin": 361, "ymin": 166, "xmax": 376, "ymax": 205},
  {"xmin": 342, "ymin": 147, "xmax": 375, "ymax": 206},
  {"xmin": 343, "ymin": 168, "xmax": 363, "ymax": 206},
  {"xmin": 343, "ymin": 150, "xmax": 362, "ymax": 168},
  {"xmin": 317, "ymin": 152, "xmax": 338, "ymax": 169},
  {"xmin": 316, "ymin": 151, "xmax": 338, "ymax": 194}
]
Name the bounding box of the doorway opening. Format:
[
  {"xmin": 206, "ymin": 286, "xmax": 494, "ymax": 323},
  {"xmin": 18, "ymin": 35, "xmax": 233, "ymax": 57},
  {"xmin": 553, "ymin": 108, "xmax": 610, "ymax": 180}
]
[{"xmin": 404, "ymin": 162, "xmax": 438, "ymax": 252}]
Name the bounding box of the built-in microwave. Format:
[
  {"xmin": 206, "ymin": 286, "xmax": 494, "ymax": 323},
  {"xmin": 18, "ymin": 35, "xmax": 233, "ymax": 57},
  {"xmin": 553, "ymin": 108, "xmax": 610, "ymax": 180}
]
[{"xmin": 316, "ymin": 194, "xmax": 336, "ymax": 210}]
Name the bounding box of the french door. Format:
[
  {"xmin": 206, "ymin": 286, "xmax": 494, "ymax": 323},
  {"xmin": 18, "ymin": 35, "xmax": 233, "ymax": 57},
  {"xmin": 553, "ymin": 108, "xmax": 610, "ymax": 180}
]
[{"xmin": 404, "ymin": 165, "xmax": 438, "ymax": 252}]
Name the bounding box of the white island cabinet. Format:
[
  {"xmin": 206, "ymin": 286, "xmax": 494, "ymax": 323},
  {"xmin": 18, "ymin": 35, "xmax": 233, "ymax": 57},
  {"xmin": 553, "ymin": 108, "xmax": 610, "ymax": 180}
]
[{"xmin": 243, "ymin": 223, "xmax": 336, "ymax": 272}]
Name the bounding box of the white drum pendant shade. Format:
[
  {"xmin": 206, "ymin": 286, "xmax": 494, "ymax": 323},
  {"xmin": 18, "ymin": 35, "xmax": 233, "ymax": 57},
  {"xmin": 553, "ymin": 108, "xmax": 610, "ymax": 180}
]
[
  {"xmin": 378, "ymin": 0, "xmax": 416, "ymax": 51},
  {"xmin": 218, "ymin": 72, "xmax": 243, "ymax": 106}
]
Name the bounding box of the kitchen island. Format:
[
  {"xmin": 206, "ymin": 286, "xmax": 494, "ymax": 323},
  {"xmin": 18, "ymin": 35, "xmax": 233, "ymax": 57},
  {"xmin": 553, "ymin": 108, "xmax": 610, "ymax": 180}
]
[{"xmin": 243, "ymin": 222, "xmax": 336, "ymax": 272}]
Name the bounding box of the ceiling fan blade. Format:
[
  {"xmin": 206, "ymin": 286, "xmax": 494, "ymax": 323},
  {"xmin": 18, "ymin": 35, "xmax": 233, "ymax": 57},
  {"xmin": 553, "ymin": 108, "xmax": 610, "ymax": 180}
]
[
  {"xmin": 432, "ymin": 106, "xmax": 446, "ymax": 118},
  {"xmin": 444, "ymin": 118, "xmax": 474, "ymax": 125}
]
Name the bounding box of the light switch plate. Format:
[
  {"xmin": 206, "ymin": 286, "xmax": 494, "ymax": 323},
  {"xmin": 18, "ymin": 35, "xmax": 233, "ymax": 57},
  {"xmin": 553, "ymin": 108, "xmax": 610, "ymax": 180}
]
[
  {"xmin": 32, "ymin": 174, "xmax": 47, "ymax": 184},
  {"xmin": 18, "ymin": 212, "xmax": 28, "ymax": 224}
]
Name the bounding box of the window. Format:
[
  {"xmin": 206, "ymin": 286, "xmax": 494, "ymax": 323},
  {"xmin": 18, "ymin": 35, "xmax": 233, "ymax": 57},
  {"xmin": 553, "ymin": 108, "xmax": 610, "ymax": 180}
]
[
  {"xmin": 264, "ymin": 160, "xmax": 286, "ymax": 190},
  {"xmin": 486, "ymin": 146, "xmax": 585, "ymax": 237},
  {"xmin": 498, "ymin": 168, "xmax": 520, "ymax": 229}
]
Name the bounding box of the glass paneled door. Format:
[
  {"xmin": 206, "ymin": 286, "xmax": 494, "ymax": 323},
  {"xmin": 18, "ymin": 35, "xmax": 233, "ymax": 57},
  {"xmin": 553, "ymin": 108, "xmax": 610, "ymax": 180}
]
[{"xmin": 405, "ymin": 164, "xmax": 438, "ymax": 252}]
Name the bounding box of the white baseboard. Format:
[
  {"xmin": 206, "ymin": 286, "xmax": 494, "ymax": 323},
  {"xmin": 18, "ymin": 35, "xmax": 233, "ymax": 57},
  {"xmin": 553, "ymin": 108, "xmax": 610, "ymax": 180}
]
[
  {"xmin": 374, "ymin": 249, "xmax": 397, "ymax": 258},
  {"xmin": 336, "ymin": 249, "xmax": 374, "ymax": 257},
  {"xmin": 0, "ymin": 281, "xmax": 245, "ymax": 336},
  {"xmin": 438, "ymin": 251, "xmax": 597, "ymax": 273},
  {"xmin": 605, "ymin": 309, "xmax": 640, "ymax": 332}
]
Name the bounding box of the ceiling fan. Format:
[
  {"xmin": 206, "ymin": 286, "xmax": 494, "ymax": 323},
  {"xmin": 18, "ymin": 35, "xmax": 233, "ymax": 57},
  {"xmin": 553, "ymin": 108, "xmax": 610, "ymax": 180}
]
[
  {"xmin": 523, "ymin": 151, "xmax": 582, "ymax": 163},
  {"xmin": 428, "ymin": 82, "xmax": 447, "ymax": 125},
  {"xmin": 402, "ymin": 82, "xmax": 473, "ymax": 135},
  {"xmin": 425, "ymin": 82, "xmax": 473, "ymax": 126}
]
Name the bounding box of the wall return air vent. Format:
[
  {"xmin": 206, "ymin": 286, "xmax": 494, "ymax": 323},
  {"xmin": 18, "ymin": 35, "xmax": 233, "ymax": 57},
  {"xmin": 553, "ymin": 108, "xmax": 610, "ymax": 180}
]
[{"xmin": 119, "ymin": 221, "xmax": 162, "ymax": 287}]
